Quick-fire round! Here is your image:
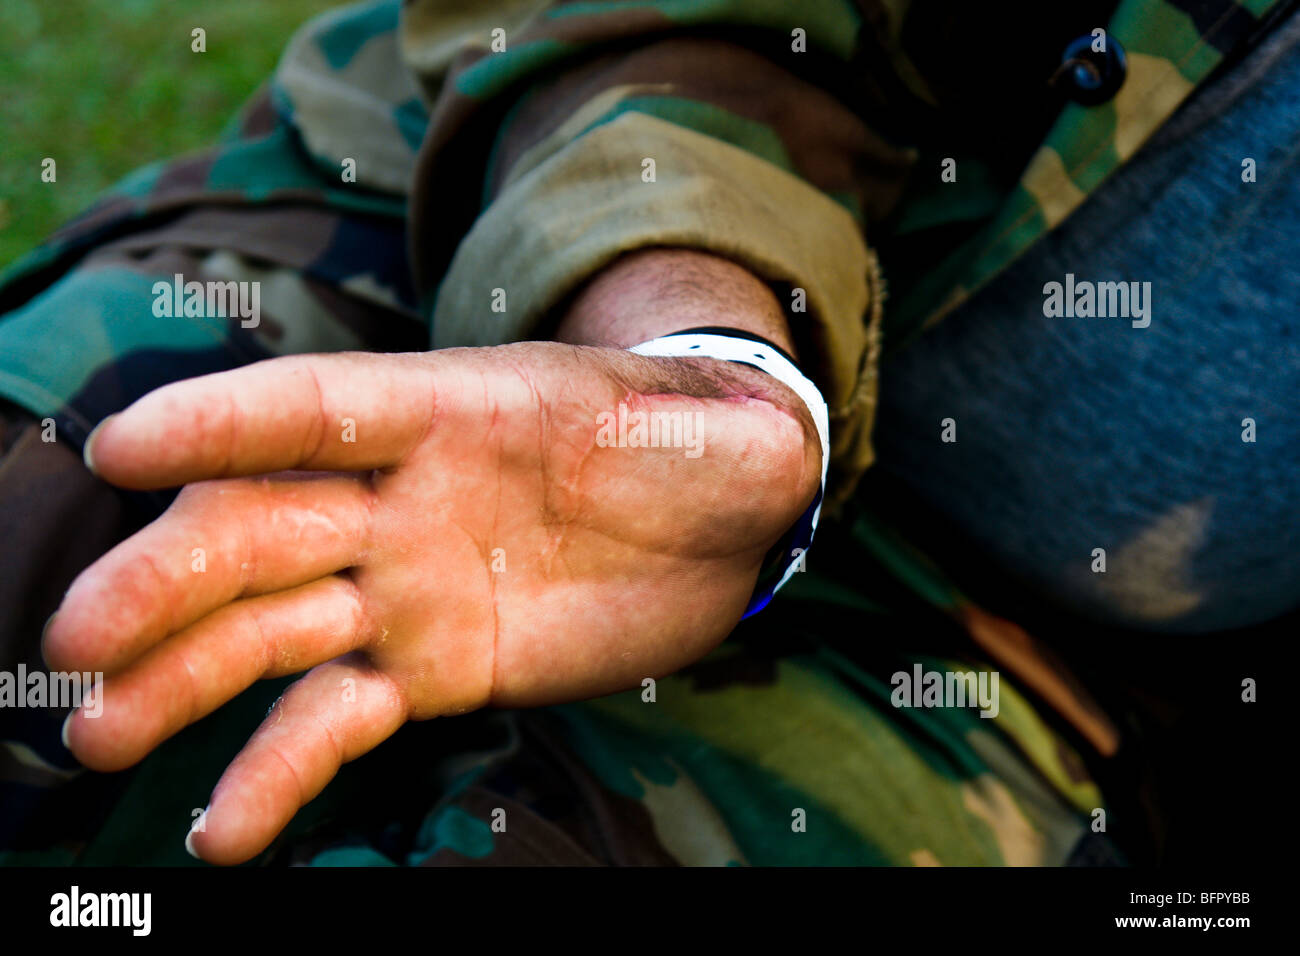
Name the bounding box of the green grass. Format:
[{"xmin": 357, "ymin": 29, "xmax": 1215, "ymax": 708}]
[{"xmin": 0, "ymin": 0, "xmax": 343, "ymax": 268}]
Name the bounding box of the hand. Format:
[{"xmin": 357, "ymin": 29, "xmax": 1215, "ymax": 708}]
[{"xmin": 45, "ymin": 342, "xmax": 820, "ymax": 864}]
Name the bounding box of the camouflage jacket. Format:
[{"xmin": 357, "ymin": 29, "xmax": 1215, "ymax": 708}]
[{"xmin": 9, "ymin": 1, "xmax": 1284, "ymax": 864}]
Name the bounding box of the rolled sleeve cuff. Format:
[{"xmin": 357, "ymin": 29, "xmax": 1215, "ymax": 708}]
[{"xmin": 432, "ymin": 111, "xmax": 884, "ymax": 503}]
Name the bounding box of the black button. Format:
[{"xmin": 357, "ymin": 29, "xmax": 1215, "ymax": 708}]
[{"xmin": 1055, "ymin": 33, "xmax": 1127, "ymax": 105}]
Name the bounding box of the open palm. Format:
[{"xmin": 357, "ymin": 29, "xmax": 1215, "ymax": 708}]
[{"xmin": 45, "ymin": 342, "xmax": 820, "ymax": 864}]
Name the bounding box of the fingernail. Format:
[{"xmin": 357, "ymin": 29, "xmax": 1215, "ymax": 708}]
[
  {"xmin": 41, "ymin": 612, "xmax": 57, "ymax": 643},
  {"xmin": 82, "ymin": 414, "xmax": 115, "ymax": 474},
  {"xmin": 60, "ymin": 710, "xmax": 74, "ymax": 750},
  {"xmin": 186, "ymin": 805, "xmax": 210, "ymax": 860}
]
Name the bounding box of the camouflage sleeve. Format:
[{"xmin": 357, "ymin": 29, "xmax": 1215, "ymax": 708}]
[{"xmin": 407, "ymin": 0, "xmax": 911, "ymax": 503}]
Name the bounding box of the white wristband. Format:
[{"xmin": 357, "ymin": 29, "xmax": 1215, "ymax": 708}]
[{"xmin": 627, "ymin": 331, "xmax": 829, "ymax": 610}]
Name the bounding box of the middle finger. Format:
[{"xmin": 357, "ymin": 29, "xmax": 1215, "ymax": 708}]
[{"xmin": 45, "ymin": 472, "xmax": 377, "ymax": 674}]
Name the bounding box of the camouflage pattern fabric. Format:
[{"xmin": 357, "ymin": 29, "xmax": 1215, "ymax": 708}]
[{"xmin": 3, "ymin": 0, "xmax": 1280, "ymax": 865}]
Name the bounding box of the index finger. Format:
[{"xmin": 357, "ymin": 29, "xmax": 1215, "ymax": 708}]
[{"xmin": 84, "ymin": 352, "xmax": 447, "ymax": 488}]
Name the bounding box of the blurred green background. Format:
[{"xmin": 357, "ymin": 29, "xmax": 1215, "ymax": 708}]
[{"xmin": 0, "ymin": 0, "xmax": 342, "ymax": 268}]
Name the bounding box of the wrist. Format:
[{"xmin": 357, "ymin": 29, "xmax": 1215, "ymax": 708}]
[{"xmin": 554, "ymin": 248, "xmax": 797, "ymax": 357}]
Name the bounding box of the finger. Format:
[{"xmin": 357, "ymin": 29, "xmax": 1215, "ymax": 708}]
[
  {"xmin": 187, "ymin": 657, "xmax": 407, "ymax": 865},
  {"xmin": 63, "ymin": 575, "xmax": 375, "ymax": 772},
  {"xmin": 85, "ymin": 352, "xmax": 448, "ymax": 488},
  {"xmin": 45, "ymin": 473, "xmax": 375, "ymax": 674}
]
